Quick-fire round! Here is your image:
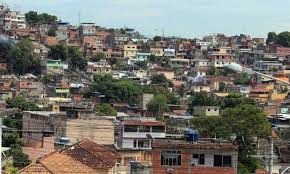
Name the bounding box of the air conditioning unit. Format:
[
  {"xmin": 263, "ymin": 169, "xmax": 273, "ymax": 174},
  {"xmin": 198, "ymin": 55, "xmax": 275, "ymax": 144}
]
[{"xmin": 167, "ymin": 167, "xmax": 174, "ymax": 174}]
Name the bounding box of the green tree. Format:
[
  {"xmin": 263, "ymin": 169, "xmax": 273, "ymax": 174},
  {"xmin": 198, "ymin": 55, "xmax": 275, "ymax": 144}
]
[
  {"xmin": 47, "ymin": 28, "xmax": 57, "ymax": 37},
  {"xmin": 166, "ymin": 92, "xmax": 181, "ymax": 105},
  {"xmin": 113, "ymin": 80, "xmax": 142, "ymax": 105},
  {"xmin": 9, "ymin": 146, "xmax": 31, "ymax": 168},
  {"xmin": 6, "ymin": 96, "xmax": 40, "ymax": 111},
  {"xmin": 234, "ymin": 73, "xmax": 251, "ymax": 85},
  {"xmin": 2, "ymin": 132, "xmax": 22, "ymax": 147},
  {"xmin": 91, "ymin": 52, "xmax": 106, "ymax": 62},
  {"xmin": 48, "ymin": 45, "xmax": 67, "ymax": 61},
  {"xmin": 38, "ymin": 13, "xmax": 57, "ymax": 23},
  {"xmin": 142, "ymin": 85, "xmax": 167, "ymax": 95},
  {"xmin": 192, "ymin": 116, "xmax": 223, "ymax": 137},
  {"xmin": 135, "ymin": 61, "xmax": 148, "ymax": 70},
  {"xmin": 151, "ymin": 74, "xmax": 168, "ymax": 84},
  {"xmin": 188, "ymin": 91, "xmax": 219, "ymax": 114},
  {"xmin": 192, "ymin": 104, "xmax": 271, "ymax": 173},
  {"xmin": 67, "ymin": 46, "xmax": 87, "ymax": 71},
  {"xmin": 24, "ymin": 11, "xmax": 39, "ymax": 24},
  {"xmin": 41, "ymin": 75, "xmax": 51, "ymax": 85},
  {"xmin": 3, "ymin": 114, "xmax": 22, "ymax": 130},
  {"xmin": 89, "ymin": 75, "xmax": 142, "ymax": 105},
  {"xmin": 25, "ymin": 11, "xmax": 57, "ymax": 24},
  {"xmin": 147, "ymin": 94, "xmax": 168, "ymax": 116},
  {"xmin": 9, "ymin": 40, "xmax": 41, "ymax": 75},
  {"xmin": 266, "ymin": 32, "xmax": 277, "ymax": 44},
  {"xmin": 94, "ymin": 103, "xmax": 117, "ymax": 116},
  {"xmin": 271, "ymin": 67, "xmax": 279, "ymax": 72},
  {"xmin": 3, "ymin": 160, "xmax": 18, "ymax": 174},
  {"xmin": 219, "ymin": 82, "xmax": 226, "ymax": 92},
  {"xmin": 219, "ymin": 93, "xmax": 256, "ymax": 109},
  {"xmin": 277, "ymin": 86, "xmax": 288, "ymax": 94},
  {"xmin": 278, "ymin": 128, "xmax": 290, "ymax": 140},
  {"xmin": 277, "ymin": 31, "xmax": 290, "ymax": 47}
]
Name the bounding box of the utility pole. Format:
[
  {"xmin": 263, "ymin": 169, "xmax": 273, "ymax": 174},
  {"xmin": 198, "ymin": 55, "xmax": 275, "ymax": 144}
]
[{"xmin": 268, "ymin": 136, "xmax": 273, "ymax": 174}]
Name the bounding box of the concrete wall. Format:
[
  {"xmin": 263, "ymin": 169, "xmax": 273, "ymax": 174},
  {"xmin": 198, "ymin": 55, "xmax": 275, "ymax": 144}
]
[{"xmin": 64, "ymin": 119, "xmax": 114, "ymax": 145}]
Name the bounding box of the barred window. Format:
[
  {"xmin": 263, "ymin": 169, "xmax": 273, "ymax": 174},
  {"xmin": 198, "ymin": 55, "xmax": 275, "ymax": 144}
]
[{"xmin": 161, "ymin": 151, "xmax": 181, "ymax": 166}]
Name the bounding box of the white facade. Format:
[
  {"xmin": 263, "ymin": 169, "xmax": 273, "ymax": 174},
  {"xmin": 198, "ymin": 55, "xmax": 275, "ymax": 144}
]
[
  {"xmin": 196, "ymin": 41, "xmax": 210, "ymax": 50},
  {"xmin": 164, "ymin": 48, "xmax": 176, "ymax": 57},
  {"xmin": 87, "ymin": 60, "xmax": 112, "ymax": 74},
  {"xmin": 0, "ymin": 6, "xmax": 26, "ymax": 31},
  {"xmin": 79, "ymin": 23, "xmax": 96, "ymax": 36},
  {"xmin": 120, "ymin": 122, "xmax": 166, "ymax": 149},
  {"xmin": 195, "ymin": 59, "xmax": 211, "ymax": 67}
]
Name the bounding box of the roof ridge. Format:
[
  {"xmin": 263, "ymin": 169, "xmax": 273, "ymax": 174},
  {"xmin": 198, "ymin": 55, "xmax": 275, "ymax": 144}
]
[
  {"xmin": 37, "ymin": 150, "xmax": 59, "ymax": 161},
  {"xmin": 60, "ymin": 139, "xmax": 120, "ymax": 168},
  {"xmin": 38, "ymin": 161, "xmax": 56, "ymax": 174},
  {"xmin": 17, "ymin": 163, "xmax": 52, "ymax": 174},
  {"xmin": 40, "ymin": 151, "xmax": 98, "ymax": 173},
  {"xmin": 78, "ymin": 140, "xmax": 115, "ymax": 167},
  {"xmin": 79, "ymin": 139, "xmax": 120, "ymax": 157}
]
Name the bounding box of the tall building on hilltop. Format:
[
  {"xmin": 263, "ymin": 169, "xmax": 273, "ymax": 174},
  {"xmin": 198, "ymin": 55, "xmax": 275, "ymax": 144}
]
[{"xmin": 0, "ymin": 4, "xmax": 26, "ymax": 31}]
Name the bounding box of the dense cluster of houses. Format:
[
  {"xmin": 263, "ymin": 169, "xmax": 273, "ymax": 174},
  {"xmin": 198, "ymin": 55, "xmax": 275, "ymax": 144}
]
[{"xmin": 2, "ymin": 4, "xmax": 290, "ymax": 174}]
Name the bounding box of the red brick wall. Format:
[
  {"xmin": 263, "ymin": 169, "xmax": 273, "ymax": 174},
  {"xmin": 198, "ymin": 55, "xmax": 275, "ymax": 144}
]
[
  {"xmin": 152, "ymin": 149, "xmax": 235, "ymax": 174},
  {"xmin": 276, "ymin": 47, "xmax": 290, "ymax": 57}
]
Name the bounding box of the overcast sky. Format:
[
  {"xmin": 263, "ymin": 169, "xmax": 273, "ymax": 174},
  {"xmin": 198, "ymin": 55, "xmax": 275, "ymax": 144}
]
[{"xmin": 3, "ymin": 0, "xmax": 290, "ymax": 38}]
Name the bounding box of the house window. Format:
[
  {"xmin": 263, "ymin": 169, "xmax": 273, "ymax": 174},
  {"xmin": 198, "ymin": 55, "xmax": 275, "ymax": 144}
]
[
  {"xmin": 134, "ymin": 140, "xmax": 137, "ymax": 148},
  {"xmin": 124, "ymin": 126, "xmax": 138, "ymax": 132},
  {"xmin": 192, "ymin": 154, "xmax": 205, "ymax": 165},
  {"xmin": 152, "ymin": 126, "xmax": 165, "ymax": 132},
  {"xmin": 161, "ymin": 151, "xmax": 181, "ymax": 166},
  {"xmin": 138, "ymin": 140, "xmax": 150, "ymax": 148},
  {"xmin": 214, "ymin": 155, "xmax": 232, "ymax": 167},
  {"xmin": 139, "ymin": 126, "xmax": 150, "ymax": 132}
]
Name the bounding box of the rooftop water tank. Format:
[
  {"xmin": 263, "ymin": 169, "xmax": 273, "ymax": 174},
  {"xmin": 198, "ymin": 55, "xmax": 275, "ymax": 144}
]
[{"xmin": 185, "ymin": 129, "xmax": 200, "ymax": 143}]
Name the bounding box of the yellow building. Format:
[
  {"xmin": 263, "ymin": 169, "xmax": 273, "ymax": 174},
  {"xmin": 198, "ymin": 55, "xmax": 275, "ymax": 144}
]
[
  {"xmin": 123, "ymin": 44, "xmax": 137, "ymax": 59},
  {"xmin": 150, "ymin": 47, "xmax": 164, "ymax": 57},
  {"xmin": 249, "ymin": 89, "xmax": 272, "ymax": 103},
  {"xmin": 271, "ymin": 93, "xmax": 288, "ymax": 101}
]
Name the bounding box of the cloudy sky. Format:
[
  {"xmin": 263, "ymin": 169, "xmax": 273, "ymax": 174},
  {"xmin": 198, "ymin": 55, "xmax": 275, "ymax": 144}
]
[{"xmin": 3, "ymin": 0, "xmax": 290, "ymax": 38}]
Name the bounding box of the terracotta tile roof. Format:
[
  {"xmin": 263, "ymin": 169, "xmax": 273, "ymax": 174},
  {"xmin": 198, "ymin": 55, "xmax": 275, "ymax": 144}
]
[
  {"xmin": 172, "ymin": 109, "xmax": 187, "ymax": 116},
  {"xmin": 123, "ymin": 120, "xmax": 165, "ymax": 126},
  {"xmin": 17, "ymin": 163, "xmax": 52, "ymax": 174},
  {"xmin": 18, "ymin": 139, "xmax": 120, "ymax": 174},
  {"xmin": 61, "ymin": 139, "xmax": 121, "ymax": 169},
  {"xmin": 40, "ymin": 152, "xmax": 97, "ymax": 173},
  {"xmin": 44, "ymin": 36, "xmax": 59, "ymax": 46}
]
